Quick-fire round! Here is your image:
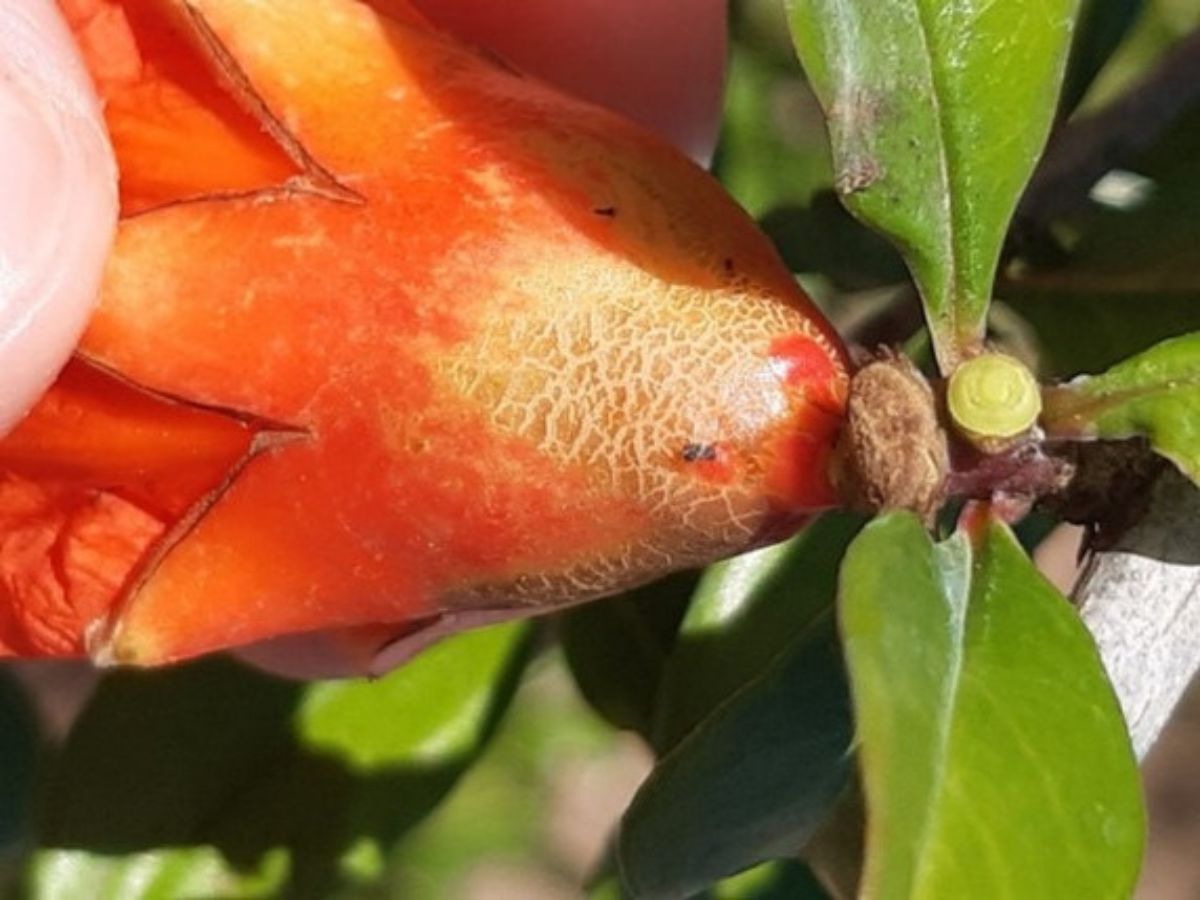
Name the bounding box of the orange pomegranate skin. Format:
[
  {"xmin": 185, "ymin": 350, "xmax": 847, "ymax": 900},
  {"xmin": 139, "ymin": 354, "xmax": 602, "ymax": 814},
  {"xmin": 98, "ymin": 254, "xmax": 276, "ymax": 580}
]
[{"xmin": 0, "ymin": 0, "xmax": 848, "ymax": 666}]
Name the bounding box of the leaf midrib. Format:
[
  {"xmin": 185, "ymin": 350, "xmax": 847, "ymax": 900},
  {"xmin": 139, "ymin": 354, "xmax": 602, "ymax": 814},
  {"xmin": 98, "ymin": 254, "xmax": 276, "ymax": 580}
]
[
  {"xmin": 1045, "ymin": 372, "xmax": 1200, "ymax": 430},
  {"xmin": 909, "ymin": 0, "xmax": 959, "ymax": 352},
  {"xmin": 907, "ymin": 543, "xmax": 971, "ymax": 898}
]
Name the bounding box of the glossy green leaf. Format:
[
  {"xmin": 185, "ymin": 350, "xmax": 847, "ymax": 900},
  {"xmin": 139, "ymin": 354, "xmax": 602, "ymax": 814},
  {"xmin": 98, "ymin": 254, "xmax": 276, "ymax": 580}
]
[
  {"xmin": 618, "ymin": 616, "xmax": 853, "ymax": 899},
  {"xmin": 30, "ymin": 624, "xmax": 529, "ymax": 898},
  {"xmin": 558, "ymin": 572, "xmax": 696, "ymax": 739},
  {"xmin": 786, "ymin": 0, "xmax": 1079, "ymax": 370},
  {"xmin": 652, "ymin": 513, "xmax": 862, "ymax": 752},
  {"xmin": 1042, "ymin": 332, "xmax": 1200, "ymax": 484},
  {"xmin": 840, "ymin": 511, "xmax": 1144, "ymax": 899}
]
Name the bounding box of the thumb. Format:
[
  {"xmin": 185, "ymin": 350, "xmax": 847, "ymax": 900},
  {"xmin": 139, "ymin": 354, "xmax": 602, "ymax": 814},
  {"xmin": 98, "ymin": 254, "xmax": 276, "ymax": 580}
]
[
  {"xmin": 0, "ymin": 0, "xmax": 117, "ymax": 436},
  {"xmin": 411, "ymin": 0, "xmax": 728, "ymax": 164}
]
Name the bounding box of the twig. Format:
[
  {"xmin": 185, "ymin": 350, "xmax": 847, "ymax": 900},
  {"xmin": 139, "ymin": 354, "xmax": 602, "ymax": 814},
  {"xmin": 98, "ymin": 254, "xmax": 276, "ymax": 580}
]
[{"xmin": 1076, "ymin": 468, "xmax": 1200, "ymax": 759}]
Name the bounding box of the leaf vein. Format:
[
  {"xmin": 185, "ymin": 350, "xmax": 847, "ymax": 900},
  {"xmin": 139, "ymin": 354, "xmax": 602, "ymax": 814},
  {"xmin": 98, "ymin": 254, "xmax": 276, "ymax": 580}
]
[{"xmin": 909, "ymin": 0, "xmax": 958, "ymax": 346}]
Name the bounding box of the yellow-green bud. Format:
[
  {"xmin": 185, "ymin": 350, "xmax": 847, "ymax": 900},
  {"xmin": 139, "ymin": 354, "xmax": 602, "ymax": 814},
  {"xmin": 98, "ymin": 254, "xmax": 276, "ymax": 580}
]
[{"xmin": 947, "ymin": 353, "xmax": 1041, "ymax": 446}]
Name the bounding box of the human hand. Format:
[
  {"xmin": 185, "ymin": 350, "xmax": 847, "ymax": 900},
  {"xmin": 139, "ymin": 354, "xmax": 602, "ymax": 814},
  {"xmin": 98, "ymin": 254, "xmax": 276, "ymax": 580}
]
[
  {"xmin": 411, "ymin": 0, "xmax": 728, "ymax": 164},
  {"xmin": 0, "ymin": 0, "xmax": 117, "ymax": 437}
]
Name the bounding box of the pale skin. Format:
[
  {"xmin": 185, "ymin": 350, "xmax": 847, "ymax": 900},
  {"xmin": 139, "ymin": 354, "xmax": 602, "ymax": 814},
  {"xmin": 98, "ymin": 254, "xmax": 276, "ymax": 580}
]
[
  {"xmin": 0, "ymin": 0, "xmax": 728, "ymax": 439},
  {"xmin": 0, "ymin": 0, "xmax": 117, "ymax": 437},
  {"xmin": 1, "ymin": 0, "xmax": 729, "ymax": 676}
]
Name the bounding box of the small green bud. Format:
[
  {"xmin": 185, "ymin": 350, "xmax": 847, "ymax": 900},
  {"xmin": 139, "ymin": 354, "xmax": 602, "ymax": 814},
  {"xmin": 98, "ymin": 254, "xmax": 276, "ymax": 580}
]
[{"xmin": 947, "ymin": 353, "xmax": 1041, "ymax": 445}]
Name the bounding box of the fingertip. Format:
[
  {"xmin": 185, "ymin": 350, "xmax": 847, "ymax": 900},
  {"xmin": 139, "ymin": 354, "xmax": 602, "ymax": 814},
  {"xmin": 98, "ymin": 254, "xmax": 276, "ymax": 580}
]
[
  {"xmin": 0, "ymin": 0, "xmax": 117, "ymax": 436},
  {"xmin": 412, "ymin": 0, "xmax": 728, "ymax": 164}
]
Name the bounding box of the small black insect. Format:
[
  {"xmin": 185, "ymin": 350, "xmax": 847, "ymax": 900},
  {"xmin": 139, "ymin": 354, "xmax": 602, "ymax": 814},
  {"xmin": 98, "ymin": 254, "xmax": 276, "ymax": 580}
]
[
  {"xmin": 681, "ymin": 442, "xmax": 718, "ymax": 463},
  {"xmin": 593, "ymin": 206, "xmax": 618, "ymax": 217}
]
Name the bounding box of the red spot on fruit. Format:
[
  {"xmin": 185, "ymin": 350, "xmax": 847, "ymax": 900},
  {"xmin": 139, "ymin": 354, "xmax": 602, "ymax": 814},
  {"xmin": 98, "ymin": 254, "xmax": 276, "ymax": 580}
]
[
  {"xmin": 769, "ymin": 334, "xmax": 846, "ymax": 414},
  {"xmin": 766, "ymin": 408, "xmax": 842, "ymax": 512}
]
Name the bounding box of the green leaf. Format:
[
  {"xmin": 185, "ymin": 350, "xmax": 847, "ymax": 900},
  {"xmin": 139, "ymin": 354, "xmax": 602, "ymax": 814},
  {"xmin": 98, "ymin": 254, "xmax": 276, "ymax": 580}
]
[
  {"xmin": 708, "ymin": 859, "xmax": 831, "ymax": 899},
  {"xmin": 1041, "ymin": 332, "xmax": 1200, "ymax": 484},
  {"xmin": 840, "ymin": 511, "xmax": 1144, "ymax": 899},
  {"xmin": 30, "ymin": 624, "xmax": 529, "ymax": 898},
  {"xmin": 0, "ymin": 668, "xmax": 38, "ymax": 849},
  {"xmin": 36, "ymin": 659, "xmax": 298, "ymax": 852},
  {"xmin": 591, "ymin": 859, "xmax": 830, "ymax": 900},
  {"xmin": 558, "ymin": 572, "xmax": 696, "ymax": 739},
  {"xmin": 296, "ymin": 623, "xmax": 526, "ymax": 770},
  {"xmin": 26, "ymin": 848, "xmax": 287, "ymax": 900},
  {"xmin": 618, "ymin": 615, "xmax": 853, "ymax": 899},
  {"xmin": 652, "ymin": 513, "xmax": 863, "ymax": 752},
  {"xmin": 785, "ymin": 0, "xmax": 1079, "ymax": 370},
  {"xmin": 387, "ymin": 646, "xmax": 623, "ymax": 896}
]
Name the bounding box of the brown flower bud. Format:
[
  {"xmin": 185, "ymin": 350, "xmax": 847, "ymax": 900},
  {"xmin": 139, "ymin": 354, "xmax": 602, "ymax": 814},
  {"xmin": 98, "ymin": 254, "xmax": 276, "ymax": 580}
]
[{"xmin": 834, "ymin": 353, "xmax": 949, "ymax": 525}]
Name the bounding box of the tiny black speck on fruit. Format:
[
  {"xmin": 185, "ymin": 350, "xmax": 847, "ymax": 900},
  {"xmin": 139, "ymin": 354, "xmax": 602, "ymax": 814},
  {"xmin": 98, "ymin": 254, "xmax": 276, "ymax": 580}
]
[{"xmin": 681, "ymin": 442, "xmax": 718, "ymax": 463}]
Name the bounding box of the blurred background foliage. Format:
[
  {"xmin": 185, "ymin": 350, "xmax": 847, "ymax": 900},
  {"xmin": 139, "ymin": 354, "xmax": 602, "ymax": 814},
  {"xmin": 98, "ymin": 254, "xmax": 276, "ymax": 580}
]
[{"xmin": 3, "ymin": 0, "xmax": 1200, "ymax": 897}]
